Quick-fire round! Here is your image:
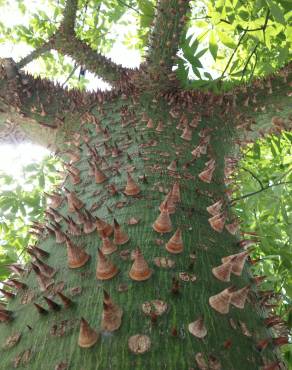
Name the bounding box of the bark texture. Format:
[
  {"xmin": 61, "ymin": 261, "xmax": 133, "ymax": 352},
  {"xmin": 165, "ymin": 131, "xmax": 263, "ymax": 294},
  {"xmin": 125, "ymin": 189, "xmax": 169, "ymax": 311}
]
[
  {"xmin": 0, "ymin": 66, "xmax": 291, "ymax": 369},
  {"xmin": 0, "ymin": 0, "xmax": 291, "ymax": 367}
]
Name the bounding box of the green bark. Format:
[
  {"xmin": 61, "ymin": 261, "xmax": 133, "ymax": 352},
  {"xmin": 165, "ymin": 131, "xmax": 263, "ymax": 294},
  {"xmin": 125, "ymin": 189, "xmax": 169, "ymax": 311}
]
[{"xmin": 0, "ymin": 83, "xmax": 288, "ymax": 369}]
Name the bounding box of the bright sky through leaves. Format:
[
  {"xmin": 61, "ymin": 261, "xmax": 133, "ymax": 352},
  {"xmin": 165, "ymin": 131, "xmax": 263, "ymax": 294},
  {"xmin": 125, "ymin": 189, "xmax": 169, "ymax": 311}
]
[{"xmin": 0, "ymin": 0, "xmax": 141, "ymax": 91}]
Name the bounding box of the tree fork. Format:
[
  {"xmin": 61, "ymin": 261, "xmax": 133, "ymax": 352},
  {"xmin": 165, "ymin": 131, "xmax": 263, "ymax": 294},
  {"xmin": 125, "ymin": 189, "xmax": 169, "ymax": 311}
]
[{"xmin": 15, "ymin": 0, "xmax": 134, "ymax": 89}]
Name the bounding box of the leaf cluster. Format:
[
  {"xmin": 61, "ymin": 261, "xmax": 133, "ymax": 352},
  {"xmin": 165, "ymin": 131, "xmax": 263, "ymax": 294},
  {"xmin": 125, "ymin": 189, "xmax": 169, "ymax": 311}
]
[
  {"xmin": 177, "ymin": 0, "xmax": 291, "ymax": 90},
  {"xmin": 0, "ymin": 155, "xmax": 60, "ymax": 280},
  {"xmin": 235, "ymin": 132, "xmax": 292, "ymax": 363}
]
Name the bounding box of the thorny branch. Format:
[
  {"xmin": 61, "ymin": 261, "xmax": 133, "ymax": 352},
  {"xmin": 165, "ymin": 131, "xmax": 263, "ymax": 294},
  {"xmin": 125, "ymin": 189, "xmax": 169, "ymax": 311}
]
[
  {"xmin": 14, "ymin": 0, "xmax": 132, "ymax": 87},
  {"xmin": 16, "ymin": 41, "xmax": 54, "ymax": 69},
  {"xmin": 146, "ymin": 0, "xmax": 191, "ymax": 73},
  {"xmin": 61, "ymin": 0, "xmax": 79, "ymax": 34}
]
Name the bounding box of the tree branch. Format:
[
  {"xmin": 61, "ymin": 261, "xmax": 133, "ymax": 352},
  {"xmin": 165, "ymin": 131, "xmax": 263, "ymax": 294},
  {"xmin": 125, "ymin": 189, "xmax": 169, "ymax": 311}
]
[
  {"xmin": 200, "ymin": 14, "xmax": 270, "ymax": 33},
  {"xmin": 231, "ymin": 181, "xmax": 292, "ymax": 203},
  {"xmin": 232, "ymin": 62, "xmax": 292, "ymax": 143},
  {"xmin": 220, "ymin": 29, "xmax": 248, "ymax": 79},
  {"xmin": 57, "ymin": 0, "xmax": 133, "ymax": 87},
  {"xmin": 219, "ymin": 9, "xmax": 270, "ymax": 33},
  {"xmin": 117, "ymin": 0, "xmax": 141, "ymax": 15},
  {"xmin": 53, "ymin": 35, "xmax": 132, "ymax": 87},
  {"xmin": 14, "ymin": 0, "xmax": 134, "ymax": 88},
  {"xmin": 61, "ymin": 0, "xmax": 79, "ymax": 34},
  {"xmin": 145, "ymin": 0, "xmax": 191, "ymax": 76},
  {"xmin": 248, "ymin": 50, "xmax": 258, "ymax": 83},
  {"xmin": 240, "ymin": 43, "xmax": 259, "ymax": 82},
  {"xmin": 226, "ymin": 9, "xmax": 268, "ymax": 82},
  {"xmin": 241, "ymin": 167, "xmax": 264, "ymax": 189},
  {"xmin": 61, "ymin": 62, "xmax": 78, "ymax": 87},
  {"xmin": 0, "ymin": 57, "xmax": 95, "ymax": 148},
  {"xmin": 277, "ymin": 167, "xmax": 292, "ymax": 182},
  {"xmin": 16, "ymin": 40, "xmax": 54, "ymax": 69},
  {"xmin": 262, "ymin": 9, "xmax": 270, "ymax": 43}
]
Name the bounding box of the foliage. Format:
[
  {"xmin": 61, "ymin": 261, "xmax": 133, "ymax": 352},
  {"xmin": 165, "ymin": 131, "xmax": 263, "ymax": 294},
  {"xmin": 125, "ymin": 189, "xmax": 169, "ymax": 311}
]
[
  {"xmin": 0, "ymin": 0, "xmax": 137, "ymax": 88},
  {"xmin": 0, "ymin": 0, "xmax": 291, "ymax": 90},
  {"xmin": 235, "ymin": 133, "xmax": 292, "ymax": 363},
  {"xmin": 0, "ymin": 155, "xmax": 60, "ymax": 281},
  {"xmin": 177, "ymin": 0, "xmax": 291, "ymax": 90}
]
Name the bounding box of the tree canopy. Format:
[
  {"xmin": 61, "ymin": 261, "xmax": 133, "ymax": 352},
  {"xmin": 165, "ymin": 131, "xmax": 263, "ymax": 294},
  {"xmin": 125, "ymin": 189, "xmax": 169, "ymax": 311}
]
[{"xmin": 0, "ymin": 0, "xmax": 291, "ymax": 90}]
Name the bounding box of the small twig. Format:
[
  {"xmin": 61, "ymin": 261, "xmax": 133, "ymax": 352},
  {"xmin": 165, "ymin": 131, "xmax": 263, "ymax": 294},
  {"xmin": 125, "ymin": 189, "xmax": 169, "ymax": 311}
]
[
  {"xmin": 39, "ymin": 121, "xmax": 58, "ymax": 129},
  {"xmin": 116, "ymin": 0, "xmax": 142, "ymax": 15},
  {"xmin": 262, "ymin": 9, "xmax": 270, "ymax": 43},
  {"xmin": 220, "ymin": 29, "xmax": 248, "ymax": 79},
  {"xmin": 231, "ymin": 181, "xmax": 292, "ymax": 203},
  {"xmin": 191, "ymin": 16, "xmax": 209, "ymax": 21},
  {"xmin": 219, "ymin": 9, "xmax": 269, "ymax": 81},
  {"xmin": 61, "ymin": 63, "xmax": 78, "ymax": 87},
  {"xmin": 241, "ymin": 167, "xmax": 264, "ymax": 189},
  {"xmin": 240, "ymin": 43, "xmax": 259, "ymax": 82},
  {"xmin": 204, "ymin": 13, "xmax": 270, "ymax": 32}
]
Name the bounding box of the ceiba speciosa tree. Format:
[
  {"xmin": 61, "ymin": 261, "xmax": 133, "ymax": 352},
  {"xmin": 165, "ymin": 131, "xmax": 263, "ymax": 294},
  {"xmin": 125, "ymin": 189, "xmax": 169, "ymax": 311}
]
[{"xmin": 0, "ymin": 0, "xmax": 291, "ymax": 369}]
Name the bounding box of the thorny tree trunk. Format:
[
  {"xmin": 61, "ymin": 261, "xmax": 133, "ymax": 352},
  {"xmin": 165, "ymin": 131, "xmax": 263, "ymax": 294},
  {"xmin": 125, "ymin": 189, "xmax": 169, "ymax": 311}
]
[{"xmin": 0, "ymin": 0, "xmax": 291, "ymax": 369}]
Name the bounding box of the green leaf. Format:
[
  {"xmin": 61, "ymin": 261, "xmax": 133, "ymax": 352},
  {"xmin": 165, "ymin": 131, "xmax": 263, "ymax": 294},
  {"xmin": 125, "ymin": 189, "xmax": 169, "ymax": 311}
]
[
  {"xmin": 281, "ymin": 204, "xmax": 290, "ymax": 224},
  {"xmin": 267, "ymin": 0, "xmax": 286, "ymax": 24},
  {"xmin": 195, "ymin": 48, "xmax": 208, "ymax": 59},
  {"xmin": 204, "ymin": 72, "xmax": 213, "ymax": 80},
  {"xmin": 209, "ymin": 30, "xmax": 218, "ymax": 60},
  {"xmin": 38, "ymin": 172, "xmax": 45, "ymax": 188},
  {"xmin": 278, "ymin": 45, "xmax": 289, "ymax": 63},
  {"xmin": 19, "ymin": 203, "xmax": 26, "ymax": 217},
  {"xmin": 192, "ymin": 67, "xmax": 201, "ymax": 78},
  {"xmin": 230, "ymin": 59, "xmax": 240, "ymax": 73},
  {"xmin": 286, "ymin": 283, "xmax": 292, "ymax": 299},
  {"xmin": 238, "ymin": 10, "xmax": 249, "ymax": 21},
  {"xmin": 176, "ymin": 60, "xmax": 188, "ymax": 83},
  {"xmin": 288, "ymin": 310, "xmax": 292, "ymax": 329},
  {"xmin": 137, "ymin": 0, "xmax": 154, "ymax": 17},
  {"xmin": 283, "ymin": 132, "xmax": 292, "ymax": 143},
  {"xmin": 18, "ymin": 1, "xmax": 26, "ymax": 14},
  {"xmin": 253, "ymin": 142, "xmax": 261, "ymax": 159},
  {"xmin": 195, "ymin": 20, "xmax": 208, "ymax": 28},
  {"xmin": 218, "ymin": 31, "xmax": 237, "ymax": 49}
]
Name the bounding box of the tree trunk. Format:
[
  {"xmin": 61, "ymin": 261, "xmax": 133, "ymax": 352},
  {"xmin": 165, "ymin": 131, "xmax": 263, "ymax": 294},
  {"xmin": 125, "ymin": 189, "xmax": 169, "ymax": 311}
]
[
  {"xmin": 0, "ymin": 0, "xmax": 291, "ymax": 365},
  {"xmin": 0, "ymin": 74, "xmax": 290, "ymax": 369}
]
